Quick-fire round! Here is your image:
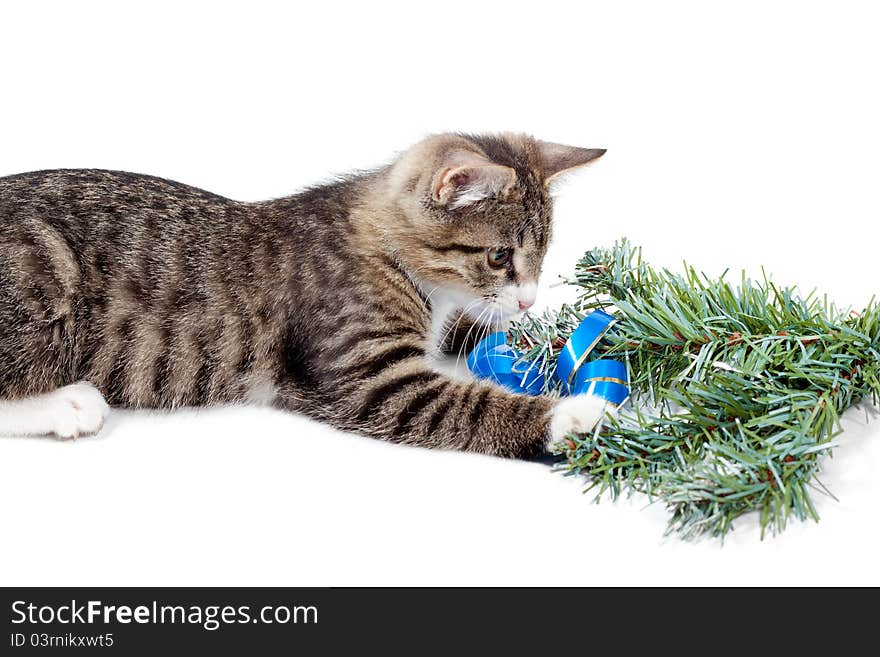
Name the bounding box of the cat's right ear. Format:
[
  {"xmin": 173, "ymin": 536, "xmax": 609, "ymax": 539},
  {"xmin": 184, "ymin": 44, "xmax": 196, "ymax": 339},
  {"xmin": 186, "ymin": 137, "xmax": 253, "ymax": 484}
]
[
  {"xmin": 539, "ymin": 142, "xmax": 607, "ymax": 185},
  {"xmin": 431, "ymin": 153, "xmax": 516, "ymax": 211}
]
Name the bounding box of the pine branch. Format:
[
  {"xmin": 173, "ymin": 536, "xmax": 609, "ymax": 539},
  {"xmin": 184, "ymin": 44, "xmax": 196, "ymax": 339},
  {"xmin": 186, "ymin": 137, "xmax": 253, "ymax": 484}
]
[{"xmin": 511, "ymin": 239, "xmax": 880, "ymax": 539}]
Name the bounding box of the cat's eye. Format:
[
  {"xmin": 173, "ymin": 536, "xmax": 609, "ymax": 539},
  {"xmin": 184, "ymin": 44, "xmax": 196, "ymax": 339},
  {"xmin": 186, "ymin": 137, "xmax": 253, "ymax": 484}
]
[{"xmin": 487, "ymin": 246, "xmax": 511, "ymax": 268}]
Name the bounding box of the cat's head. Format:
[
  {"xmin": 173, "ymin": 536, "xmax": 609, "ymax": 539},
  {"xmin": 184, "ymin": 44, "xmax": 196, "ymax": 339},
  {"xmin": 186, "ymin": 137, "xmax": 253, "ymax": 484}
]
[{"xmin": 385, "ymin": 133, "xmax": 605, "ymax": 322}]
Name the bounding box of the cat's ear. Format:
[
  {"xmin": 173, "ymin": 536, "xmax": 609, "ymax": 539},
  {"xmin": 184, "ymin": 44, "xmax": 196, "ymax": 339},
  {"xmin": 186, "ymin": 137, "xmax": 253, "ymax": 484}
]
[
  {"xmin": 539, "ymin": 142, "xmax": 606, "ymax": 185},
  {"xmin": 432, "ymin": 153, "xmax": 516, "ymax": 210}
]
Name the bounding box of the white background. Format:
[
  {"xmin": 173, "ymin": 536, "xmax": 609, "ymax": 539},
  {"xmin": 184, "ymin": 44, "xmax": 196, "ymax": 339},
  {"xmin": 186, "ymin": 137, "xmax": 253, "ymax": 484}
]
[{"xmin": 1, "ymin": 1, "xmax": 878, "ymax": 586}]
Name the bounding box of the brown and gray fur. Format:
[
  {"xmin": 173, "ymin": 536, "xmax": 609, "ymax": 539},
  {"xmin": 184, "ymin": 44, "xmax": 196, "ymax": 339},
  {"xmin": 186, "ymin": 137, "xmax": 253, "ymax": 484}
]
[{"xmin": 0, "ymin": 133, "xmax": 606, "ymax": 457}]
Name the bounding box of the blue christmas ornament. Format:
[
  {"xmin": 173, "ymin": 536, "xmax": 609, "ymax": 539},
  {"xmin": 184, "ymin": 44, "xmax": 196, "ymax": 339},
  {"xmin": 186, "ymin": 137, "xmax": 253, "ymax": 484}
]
[
  {"xmin": 467, "ymin": 310, "xmax": 629, "ymax": 406},
  {"xmin": 466, "ymin": 332, "xmax": 546, "ymax": 395}
]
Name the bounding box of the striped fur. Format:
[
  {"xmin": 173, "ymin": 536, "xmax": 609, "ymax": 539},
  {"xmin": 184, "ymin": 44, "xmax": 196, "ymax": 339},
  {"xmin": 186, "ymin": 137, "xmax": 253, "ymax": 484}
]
[{"xmin": 0, "ymin": 133, "xmax": 605, "ymax": 457}]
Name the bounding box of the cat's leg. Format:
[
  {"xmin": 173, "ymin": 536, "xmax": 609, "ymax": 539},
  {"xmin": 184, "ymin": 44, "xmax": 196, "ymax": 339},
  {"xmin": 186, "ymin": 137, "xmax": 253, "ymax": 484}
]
[
  {"xmin": 0, "ymin": 382, "xmax": 110, "ymax": 439},
  {"xmin": 0, "ymin": 222, "xmax": 108, "ymax": 439},
  {"xmin": 327, "ymin": 354, "xmax": 611, "ymax": 458}
]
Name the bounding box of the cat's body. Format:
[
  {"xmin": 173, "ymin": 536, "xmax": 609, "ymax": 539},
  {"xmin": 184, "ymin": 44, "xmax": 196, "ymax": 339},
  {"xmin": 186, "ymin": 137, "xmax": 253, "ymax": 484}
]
[{"xmin": 0, "ymin": 133, "xmax": 608, "ymax": 457}]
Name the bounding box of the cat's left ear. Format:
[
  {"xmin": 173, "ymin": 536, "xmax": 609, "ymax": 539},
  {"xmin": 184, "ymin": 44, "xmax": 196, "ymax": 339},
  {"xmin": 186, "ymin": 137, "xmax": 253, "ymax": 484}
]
[{"xmin": 538, "ymin": 142, "xmax": 607, "ymax": 185}]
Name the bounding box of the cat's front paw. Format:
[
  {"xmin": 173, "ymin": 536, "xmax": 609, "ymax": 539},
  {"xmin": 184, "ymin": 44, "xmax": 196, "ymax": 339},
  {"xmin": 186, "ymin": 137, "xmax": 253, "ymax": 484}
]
[
  {"xmin": 46, "ymin": 382, "xmax": 110, "ymax": 440},
  {"xmin": 546, "ymin": 394, "xmax": 615, "ymax": 453}
]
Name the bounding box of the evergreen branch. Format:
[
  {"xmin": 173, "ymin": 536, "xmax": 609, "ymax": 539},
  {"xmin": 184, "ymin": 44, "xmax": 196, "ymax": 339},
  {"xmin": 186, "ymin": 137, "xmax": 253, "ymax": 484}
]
[{"xmin": 511, "ymin": 239, "xmax": 879, "ymax": 539}]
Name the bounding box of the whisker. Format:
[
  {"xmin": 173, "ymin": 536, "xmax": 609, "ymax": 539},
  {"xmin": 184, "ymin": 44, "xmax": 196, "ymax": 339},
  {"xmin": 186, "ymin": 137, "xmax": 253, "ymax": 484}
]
[
  {"xmin": 454, "ymin": 302, "xmax": 492, "ymax": 373},
  {"xmin": 436, "ymin": 299, "xmax": 482, "ymax": 353},
  {"xmin": 459, "ymin": 302, "xmax": 502, "ymax": 376}
]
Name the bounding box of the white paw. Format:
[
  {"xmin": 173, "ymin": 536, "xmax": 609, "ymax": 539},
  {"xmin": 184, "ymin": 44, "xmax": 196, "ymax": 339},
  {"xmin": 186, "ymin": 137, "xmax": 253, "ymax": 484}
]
[
  {"xmin": 45, "ymin": 382, "xmax": 110, "ymax": 440},
  {"xmin": 546, "ymin": 394, "xmax": 615, "ymax": 452}
]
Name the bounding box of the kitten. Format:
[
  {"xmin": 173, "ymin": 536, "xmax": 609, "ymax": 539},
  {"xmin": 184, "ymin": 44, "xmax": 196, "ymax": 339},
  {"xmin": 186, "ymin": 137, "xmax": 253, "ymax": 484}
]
[{"xmin": 0, "ymin": 133, "xmax": 608, "ymax": 457}]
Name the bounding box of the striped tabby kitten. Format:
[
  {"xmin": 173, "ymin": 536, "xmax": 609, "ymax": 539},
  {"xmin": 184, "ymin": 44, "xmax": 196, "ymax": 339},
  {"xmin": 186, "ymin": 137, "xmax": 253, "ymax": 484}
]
[{"xmin": 0, "ymin": 133, "xmax": 607, "ymax": 457}]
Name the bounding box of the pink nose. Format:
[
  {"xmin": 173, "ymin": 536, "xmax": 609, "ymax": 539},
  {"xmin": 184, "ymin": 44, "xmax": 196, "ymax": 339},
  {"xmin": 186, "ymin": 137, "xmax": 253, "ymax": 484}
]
[{"xmin": 518, "ymin": 299, "xmax": 534, "ymax": 311}]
